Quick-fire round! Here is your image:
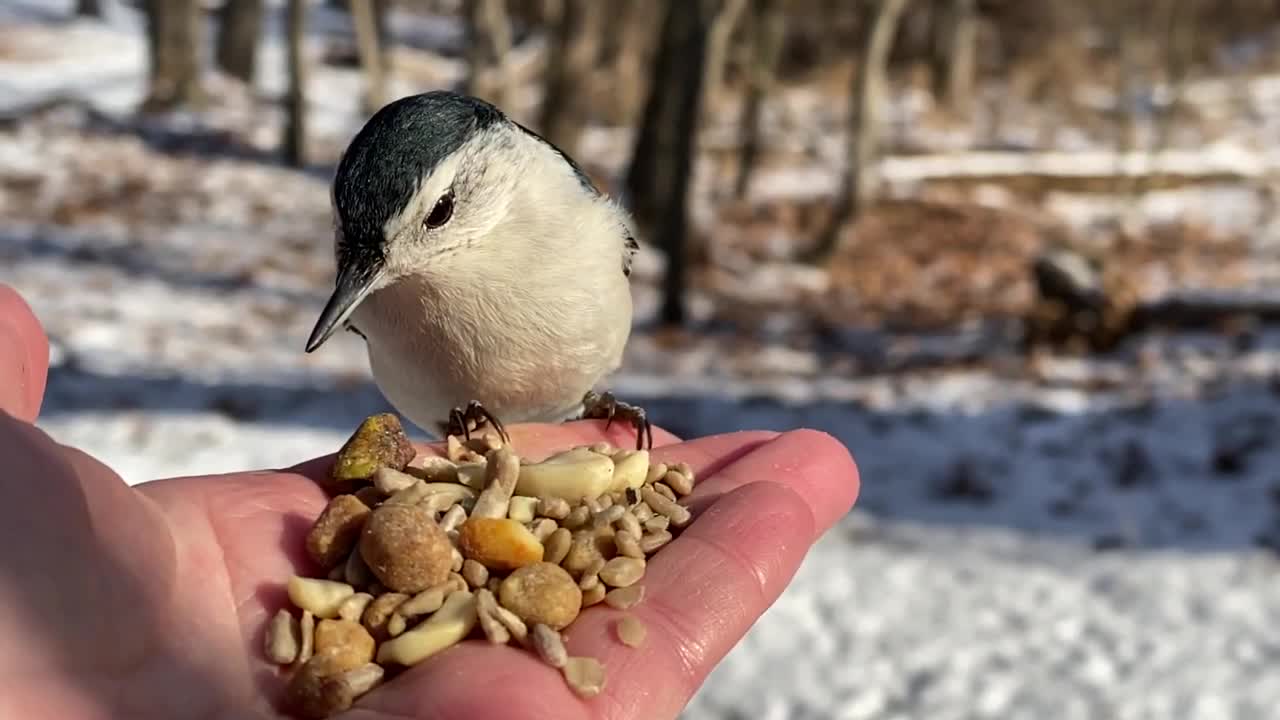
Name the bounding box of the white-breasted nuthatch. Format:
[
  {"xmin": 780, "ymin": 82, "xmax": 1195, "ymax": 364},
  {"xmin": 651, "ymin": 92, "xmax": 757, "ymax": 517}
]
[{"xmin": 304, "ymin": 90, "xmax": 652, "ymax": 448}]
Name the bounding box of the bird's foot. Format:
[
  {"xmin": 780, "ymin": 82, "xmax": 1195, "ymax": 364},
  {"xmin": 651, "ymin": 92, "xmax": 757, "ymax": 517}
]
[
  {"xmin": 443, "ymin": 400, "xmax": 510, "ymax": 444},
  {"xmin": 579, "ymin": 390, "xmax": 653, "ymax": 450}
]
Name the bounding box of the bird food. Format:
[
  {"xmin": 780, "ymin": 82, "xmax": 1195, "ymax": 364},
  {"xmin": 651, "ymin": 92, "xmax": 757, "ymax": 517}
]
[{"xmin": 268, "ymin": 412, "xmax": 692, "ymax": 719}]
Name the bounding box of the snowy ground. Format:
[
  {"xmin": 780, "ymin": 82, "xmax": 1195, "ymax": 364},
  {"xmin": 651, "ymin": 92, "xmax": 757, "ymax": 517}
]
[{"xmin": 5, "ymin": 3, "xmax": 1280, "ymax": 719}]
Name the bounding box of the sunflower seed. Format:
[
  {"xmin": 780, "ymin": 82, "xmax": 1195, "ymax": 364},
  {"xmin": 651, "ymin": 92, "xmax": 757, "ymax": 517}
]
[
  {"xmin": 476, "ymin": 588, "xmax": 511, "ymax": 645},
  {"xmin": 640, "ymin": 487, "xmax": 690, "ymax": 527},
  {"xmin": 599, "ymin": 557, "xmax": 645, "ymax": 588},
  {"xmin": 531, "ymin": 623, "xmax": 568, "ymax": 668},
  {"xmin": 617, "ymin": 510, "xmax": 643, "ymax": 540},
  {"xmin": 397, "ymin": 586, "xmax": 446, "ymax": 618},
  {"xmin": 439, "ymin": 504, "xmax": 467, "ymax": 533},
  {"xmin": 662, "ymin": 468, "xmax": 694, "ymax": 496},
  {"xmin": 265, "ymin": 609, "xmax": 300, "ymax": 664},
  {"xmin": 581, "ymin": 583, "xmax": 607, "ymax": 607},
  {"xmin": 544, "ymin": 527, "xmax": 572, "ymax": 565},
  {"xmin": 295, "ymin": 610, "xmax": 315, "ymax": 667},
  {"xmin": 643, "ymin": 515, "xmax": 669, "ymax": 534},
  {"xmin": 462, "ymin": 558, "xmax": 489, "ymax": 589},
  {"xmin": 562, "ymin": 504, "xmax": 590, "ymax": 530},
  {"xmin": 639, "ymin": 529, "xmax": 673, "ymax": 553},
  {"xmin": 337, "ymin": 592, "xmax": 375, "ymax": 623},
  {"xmin": 529, "ymin": 517, "xmax": 558, "ymax": 542},
  {"xmin": 536, "ymin": 496, "xmax": 571, "ymax": 520},
  {"xmin": 578, "ymin": 557, "xmax": 606, "ymax": 591},
  {"xmin": 644, "ymin": 462, "xmax": 669, "ymax": 485},
  {"xmin": 616, "ymin": 615, "xmax": 647, "ymax": 648},
  {"xmin": 604, "ymin": 584, "xmax": 645, "ymax": 610},
  {"xmin": 614, "ymin": 529, "xmax": 644, "ymax": 559},
  {"xmin": 562, "ymin": 656, "xmax": 606, "ymax": 697},
  {"xmin": 492, "ymin": 602, "xmax": 529, "ymax": 644}
]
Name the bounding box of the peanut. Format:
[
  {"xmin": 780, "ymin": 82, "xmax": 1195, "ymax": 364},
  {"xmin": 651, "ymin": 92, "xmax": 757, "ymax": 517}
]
[
  {"xmin": 469, "ymin": 446, "xmax": 520, "ymax": 519},
  {"xmin": 377, "ymin": 590, "xmax": 478, "ymax": 666},
  {"xmin": 287, "ymin": 576, "xmax": 355, "ymax": 619}
]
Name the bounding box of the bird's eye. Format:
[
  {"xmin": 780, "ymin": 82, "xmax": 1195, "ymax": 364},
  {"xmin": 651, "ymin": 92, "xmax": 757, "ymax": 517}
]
[{"xmin": 425, "ymin": 191, "xmax": 454, "ymax": 229}]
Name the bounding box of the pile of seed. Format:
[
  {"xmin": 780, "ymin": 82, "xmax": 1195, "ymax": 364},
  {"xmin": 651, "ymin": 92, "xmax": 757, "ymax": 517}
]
[{"xmin": 264, "ymin": 413, "xmax": 695, "ymax": 719}]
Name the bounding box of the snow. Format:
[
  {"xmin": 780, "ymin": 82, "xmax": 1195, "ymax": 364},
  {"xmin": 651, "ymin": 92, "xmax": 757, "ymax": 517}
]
[
  {"xmin": 5, "ymin": 4, "xmax": 1280, "ymax": 718},
  {"xmin": 687, "ymin": 522, "xmax": 1280, "ymax": 720}
]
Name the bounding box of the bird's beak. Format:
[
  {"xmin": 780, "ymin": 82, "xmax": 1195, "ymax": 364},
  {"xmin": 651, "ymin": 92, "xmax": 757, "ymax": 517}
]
[{"xmin": 305, "ymin": 262, "xmax": 381, "ymax": 353}]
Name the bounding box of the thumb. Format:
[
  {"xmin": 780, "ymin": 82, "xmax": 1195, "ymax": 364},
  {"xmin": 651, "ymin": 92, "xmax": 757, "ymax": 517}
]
[{"xmin": 0, "ymin": 285, "xmax": 49, "ymax": 423}]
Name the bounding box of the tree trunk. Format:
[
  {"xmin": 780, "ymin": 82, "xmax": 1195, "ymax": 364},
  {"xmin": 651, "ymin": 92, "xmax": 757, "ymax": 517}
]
[
  {"xmin": 141, "ymin": 0, "xmax": 204, "ymax": 111},
  {"xmin": 624, "ymin": 0, "xmax": 718, "ymax": 327},
  {"xmin": 808, "ymin": 0, "xmax": 909, "ymax": 262},
  {"xmin": 283, "ymin": 0, "xmax": 308, "ymax": 167},
  {"xmin": 537, "ymin": 0, "xmax": 605, "ymax": 156},
  {"xmin": 351, "ymin": 0, "xmax": 388, "ymax": 114},
  {"xmin": 930, "ymin": 0, "xmax": 977, "ymax": 114},
  {"xmin": 216, "ymin": 0, "xmax": 265, "ymax": 85},
  {"xmin": 1111, "ymin": 4, "xmax": 1144, "ymax": 235},
  {"xmin": 374, "ymin": 0, "xmax": 391, "ymax": 47},
  {"xmin": 701, "ymin": 0, "xmax": 748, "ymax": 111},
  {"xmin": 733, "ymin": 0, "xmax": 785, "ymax": 199},
  {"xmin": 605, "ymin": 0, "xmax": 662, "ymax": 127},
  {"xmin": 464, "ymin": 0, "xmax": 513, "ymax": 106},
  {"xmin": 76, "ymin": 0, "xmax": 103, "ymax": 18},
  {"xmin": 1140, "ymin": 0, "xmax": 1190, "ymax": 198}
]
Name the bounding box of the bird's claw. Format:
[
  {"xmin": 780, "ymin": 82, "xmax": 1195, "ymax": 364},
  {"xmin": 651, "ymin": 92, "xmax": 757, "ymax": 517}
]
[
  {"xmin": 580, "ymin": 390, "xmax": 653, "ymax": 451},
  {"xmin": 445, "ymin": 400, "xmax": 510, "ymax": 444}
]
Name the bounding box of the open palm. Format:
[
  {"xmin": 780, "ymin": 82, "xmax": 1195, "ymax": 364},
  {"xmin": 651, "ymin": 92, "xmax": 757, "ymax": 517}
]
[{"xmin": 0, "ymin": 285, "xmax": 860, "ymax": 720}]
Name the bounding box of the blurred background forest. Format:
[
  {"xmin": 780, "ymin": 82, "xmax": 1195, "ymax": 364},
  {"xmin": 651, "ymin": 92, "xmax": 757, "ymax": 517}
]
[{"xmin": 4, "ymin": 1, "xmax": 1280, "ymax": 718}]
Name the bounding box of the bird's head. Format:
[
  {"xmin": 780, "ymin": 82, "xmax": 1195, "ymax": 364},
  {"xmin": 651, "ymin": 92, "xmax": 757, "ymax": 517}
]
[{"xmin": 305, "ymin": 90, "xmax": 628, "ymax": 353}]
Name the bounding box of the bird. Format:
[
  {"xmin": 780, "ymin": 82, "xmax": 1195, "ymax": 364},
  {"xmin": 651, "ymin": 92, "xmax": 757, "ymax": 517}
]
[{"xmin": 303, "ymin": 90, "xmax": 653, "ymax": 449}]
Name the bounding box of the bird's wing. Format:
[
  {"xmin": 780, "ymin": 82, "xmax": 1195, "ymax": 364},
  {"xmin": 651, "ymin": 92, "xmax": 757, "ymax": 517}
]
[{"xmin": 623, "ymin": 232, "xmax": 639, "ymax": 278}]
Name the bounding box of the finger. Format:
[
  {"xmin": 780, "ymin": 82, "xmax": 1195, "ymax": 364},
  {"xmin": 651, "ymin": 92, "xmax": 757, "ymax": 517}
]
[
  {"xmin": 572, "ymin": 480, "xmax": 817, "ymax": 718},
  {"xmin": 679, "ymin": 428, "xmax": 860, "ymax": 535},
  {"xmin": 346, "ymin": 481, "xmax": 817, "ymax": 720},
  {"xmin": 0, "ymin": 284, "xmax": 50, "ymax": 423},
  {"xmin": 140, "ymin": 466, "xmax": 336, "ymax": 710}
]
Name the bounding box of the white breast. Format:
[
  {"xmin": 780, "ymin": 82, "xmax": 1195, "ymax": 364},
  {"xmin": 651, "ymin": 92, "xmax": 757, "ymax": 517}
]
[{"xmin": 355, "ymin": 265, "xmax": 632, "ymax": 435}]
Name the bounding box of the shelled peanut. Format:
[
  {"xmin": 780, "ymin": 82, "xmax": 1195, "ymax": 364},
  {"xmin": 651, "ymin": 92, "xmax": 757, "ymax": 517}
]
[{"xmin": 265, "ymin": 413, "xmax": 695, "ymax": 718}]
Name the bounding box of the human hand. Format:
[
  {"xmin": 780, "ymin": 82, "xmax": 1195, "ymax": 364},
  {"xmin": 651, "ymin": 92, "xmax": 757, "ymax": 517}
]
[{"xmin": 0, "ymin": 283, "xmax": 860, "ymax": 719}]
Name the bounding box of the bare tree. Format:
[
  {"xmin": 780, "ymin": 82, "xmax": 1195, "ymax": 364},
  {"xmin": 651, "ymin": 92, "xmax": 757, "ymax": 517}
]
[
  {"xmin": 351, "ymin": 0, "xmax": 389, "ymax": 114},
  {"xmin": 604, "ymin": 0, "xmax": 663, "ymax": 127},
  {"xmin": 76, "ymin": 0, "xmax": 103, "ymax": 18},
  {"xmin": 808, "ymin": 0, "xmax": 910, "ymax": 262},
  {"xmin": 930, "ymin": 0, "xmax": 977, "ymax": 114},
  {"xmin": 373, "ymin": 0, "xmax": 391, "ymax": 46},
  {"xmin": 216, "ymin": 0, "xmax": 265, "ymax": 85},
  {"xmin": 1145, "ymin": 0, "xmax": 1192, "ymax": 186},
  {"xmin": 624, "ymin": 0, "xmax": 719, "ymax": 327},
  {"xmin": 141, "ymin": 0, "xmax": 204, "ymax": 110},
  {"xmin": 733, "ymin": 0, "xmax": 786, "ymax": 199},
  {"xmin": 1109, "ymin": 1, "xmax": 1146, "ymax": 235},
  {"xmin": 538, "ymin": 0, "xmax": 605, "ymax": 156},
  {"xmin": 283, "ymin": 0, "xmax": 308, "ymax": 167},
  {"xmin": 701, "ymin": 0, "xmax": 748, "ymax": 109},
  {"xmin": 464, "ymin": 0, "xmax": 513, "ymax": 105}
]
